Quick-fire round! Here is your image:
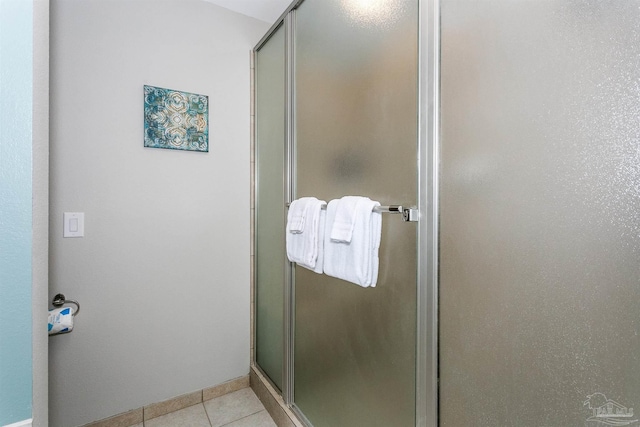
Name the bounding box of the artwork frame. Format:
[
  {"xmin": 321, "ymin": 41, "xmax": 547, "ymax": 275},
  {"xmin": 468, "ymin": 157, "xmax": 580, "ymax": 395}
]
[{"xmin": 143, "ymin": 85, "xmax": 209, "ymax": 152}]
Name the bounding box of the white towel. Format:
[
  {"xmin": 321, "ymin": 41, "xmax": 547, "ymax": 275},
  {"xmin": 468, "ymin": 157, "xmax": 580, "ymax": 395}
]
[
  {"xmin": 329, "ymin": 196, "xmax": 360, "ymax": 243},
  {"xmin": 287, "ymin": 198, "xmax": 308, "ymax": 233},
  {"xmin": 298, "ymin": 209, "xmax": 325, "ymax": 274},
  {"xmin": 323, "ymin": 197, "xmax": 382, "ymax": 287},
  {"xmin": 286, "ymin": 197, "xmax": 326, "ymax": 272}
]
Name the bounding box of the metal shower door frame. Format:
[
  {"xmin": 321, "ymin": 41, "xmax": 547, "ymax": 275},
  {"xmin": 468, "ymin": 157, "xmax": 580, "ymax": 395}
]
[{"xmin": 417, "ymin": 0, "xmax": 440, "ymax": 426}]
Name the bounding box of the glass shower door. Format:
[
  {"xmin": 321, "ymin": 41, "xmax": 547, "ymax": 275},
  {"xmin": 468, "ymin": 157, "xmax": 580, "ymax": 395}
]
[
  {"xmin": 293, "ymin": 1, "xmax": 419, "ymax": 425},
  {"xmin": 439, "ymin": 2, "xmax": 640, "ymax": 425},
  {"xmin": 255, "ymin": 24, "xmax": 286, "ymax": 391}
]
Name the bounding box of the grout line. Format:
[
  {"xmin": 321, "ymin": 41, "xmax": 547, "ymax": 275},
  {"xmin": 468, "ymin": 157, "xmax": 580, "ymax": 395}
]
[{"xmin": 202, "ymin": 401, "xmax": 214, "ymax": 427}]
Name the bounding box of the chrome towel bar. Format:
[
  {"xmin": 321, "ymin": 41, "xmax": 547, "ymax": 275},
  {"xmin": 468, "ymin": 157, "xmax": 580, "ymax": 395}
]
[{"xmin": 285, "ymin": 202, "xmax": 418, "ymax": 222}]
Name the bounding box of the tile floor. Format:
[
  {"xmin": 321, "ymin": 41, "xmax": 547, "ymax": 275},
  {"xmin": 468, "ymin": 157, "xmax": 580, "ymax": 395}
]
[{"xmin": 132, "ymin": 388, "xmax": 276, "ymax": 427}]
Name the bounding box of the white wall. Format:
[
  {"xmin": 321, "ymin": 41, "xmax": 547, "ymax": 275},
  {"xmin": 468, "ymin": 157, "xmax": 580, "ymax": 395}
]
[{"xmin": 49, "ymin": 1, "xmax": 269, "ymax": 426}]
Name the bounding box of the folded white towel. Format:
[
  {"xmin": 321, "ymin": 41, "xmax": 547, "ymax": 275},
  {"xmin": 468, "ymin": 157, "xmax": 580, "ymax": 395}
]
[
  {"xmin": 323, "ymin": 197, "xmax": 382, "ymax": 287},
  {"xmin": 287, "ymin": 198, "xmax": 308, "ymax": 233},
  {"xmin": 329, "ymin": 196, "xmax": 360, "ymax": 243},
  {"xmin": 286, "ymin": 197, "xmax": 326, "ymax": 272},
  {"xmin": 298, "ymin": 209, "xmax": 325, "ymax": 274}
]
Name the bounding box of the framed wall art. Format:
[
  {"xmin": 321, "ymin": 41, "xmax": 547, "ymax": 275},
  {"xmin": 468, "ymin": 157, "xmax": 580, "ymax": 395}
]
[{"xmin": 143, "ymin": 85, "xmax": 209, "ymax": 152}]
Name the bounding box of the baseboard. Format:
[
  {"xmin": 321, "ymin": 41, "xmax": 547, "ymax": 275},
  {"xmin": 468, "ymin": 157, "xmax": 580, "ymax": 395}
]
[
  {"xmin": 82, "ymin": 376, "xmax": 249, "ymax": 427},
  {"xmin": 3, "ymin": 419, "xmax": 32, "ymax": 427}
]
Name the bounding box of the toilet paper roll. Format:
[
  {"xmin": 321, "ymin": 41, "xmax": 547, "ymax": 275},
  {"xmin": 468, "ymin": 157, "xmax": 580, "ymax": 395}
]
[{"xmin": 48, "ymin": 307, "xmax": 74, "ymax": 335}]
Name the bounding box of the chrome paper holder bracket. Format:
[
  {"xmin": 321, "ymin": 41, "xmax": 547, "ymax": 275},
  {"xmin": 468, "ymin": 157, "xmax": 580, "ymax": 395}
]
[{"xmin": 52, "ymin": 293, "xmax": 80, "ymax": 316}]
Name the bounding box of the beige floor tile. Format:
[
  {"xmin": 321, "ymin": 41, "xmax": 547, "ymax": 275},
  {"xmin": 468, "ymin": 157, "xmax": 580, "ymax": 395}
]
[
  {"xmin": 224, "ymin": 410, "xmax": 276, "ymax": 427},
  {"xmin": 203, "ymin": 388, "xmax": 265, "ymax": 427},
  {"xmin": 144, "ymin": 404, "xmax": 211, "ymax": 427}
]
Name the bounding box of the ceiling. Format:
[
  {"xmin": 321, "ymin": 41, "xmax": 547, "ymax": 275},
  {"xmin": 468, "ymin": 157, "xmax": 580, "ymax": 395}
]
[{"xmin": 204, "ymin": 0, "xmax": 293, "ymax": 24}]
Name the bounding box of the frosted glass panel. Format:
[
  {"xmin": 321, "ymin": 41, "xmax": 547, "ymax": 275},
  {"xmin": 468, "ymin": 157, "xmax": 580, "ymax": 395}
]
[
  {"xmin": 293, "ymin": 0, "xmax": 418, "ymax": 426},
  {"xmin": 255, "ymin": 25, "xmax": 285, "ymax": 391},
  {"xmin": 440, "ymin": 2, "xmax": 640, "ymax": 426}
]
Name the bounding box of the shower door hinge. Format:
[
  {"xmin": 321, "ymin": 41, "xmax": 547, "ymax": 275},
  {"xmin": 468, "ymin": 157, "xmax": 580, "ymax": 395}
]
[{"xmin": 403, "ymin": 207, "xmax": 419, "ymax": 222}]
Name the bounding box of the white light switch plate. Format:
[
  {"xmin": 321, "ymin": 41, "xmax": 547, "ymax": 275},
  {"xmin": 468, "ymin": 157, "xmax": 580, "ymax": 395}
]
[{"xmin": 63, "ymin": 212, "xmax": 84, "ymax": 238}]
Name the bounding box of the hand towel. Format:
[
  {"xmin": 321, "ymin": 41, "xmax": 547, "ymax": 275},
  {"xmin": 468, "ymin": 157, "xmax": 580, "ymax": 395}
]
[
  {"xmin": 286, "ymin": 197, "xmax": 326, "ymax": 272},
  {"xmin": 287, "ymin": 198, "xmax": 308, "ymax": 233},
  {"xmin": 298, "ymin": 209, "xmax": 325, "ymax": 274},
  {"xmin": 324, "ymin": 197, "xmax": 382, "ymax": 287},
  {"xmin": 329, "ymin": 196, "xmax": 361, "ymax": 243}
]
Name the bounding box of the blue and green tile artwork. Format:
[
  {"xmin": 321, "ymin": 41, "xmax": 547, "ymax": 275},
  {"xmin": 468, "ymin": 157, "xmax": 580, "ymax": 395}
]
[{"xmin": 144, "ymin": 85, "xmax": 209, "ymax": 152}]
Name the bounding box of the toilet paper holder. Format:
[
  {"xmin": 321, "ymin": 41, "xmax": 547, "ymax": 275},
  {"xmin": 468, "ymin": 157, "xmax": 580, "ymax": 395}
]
[{"xmin": 52, "ymin": 293, "xmax": 80, "ymax": 316}]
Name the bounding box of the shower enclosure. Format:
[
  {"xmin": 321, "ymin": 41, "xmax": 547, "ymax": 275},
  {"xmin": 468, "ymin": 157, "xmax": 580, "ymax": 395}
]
[
  {"xmin": 254, "ymin": 1, "xmax": 640, "ymax": 426},
  {"xmin": 255, "ymin": 1, "xmax": 425, "ymax": 425}
]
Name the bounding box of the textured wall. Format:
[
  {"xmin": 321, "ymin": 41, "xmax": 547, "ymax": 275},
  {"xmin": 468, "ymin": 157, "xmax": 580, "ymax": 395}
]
[
  {"xmin": 0, "ymin": 1, "xmax": 34, "ymax": 425},
  {"xmin": 49, "ymin": 1, "xmax": 269, "ymax": 425}
]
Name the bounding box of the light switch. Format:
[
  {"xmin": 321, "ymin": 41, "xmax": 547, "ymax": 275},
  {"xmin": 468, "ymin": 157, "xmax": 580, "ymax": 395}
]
[{"xmin": 63, "ymin": 212, "xmax": 84, "ymax": 238}]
